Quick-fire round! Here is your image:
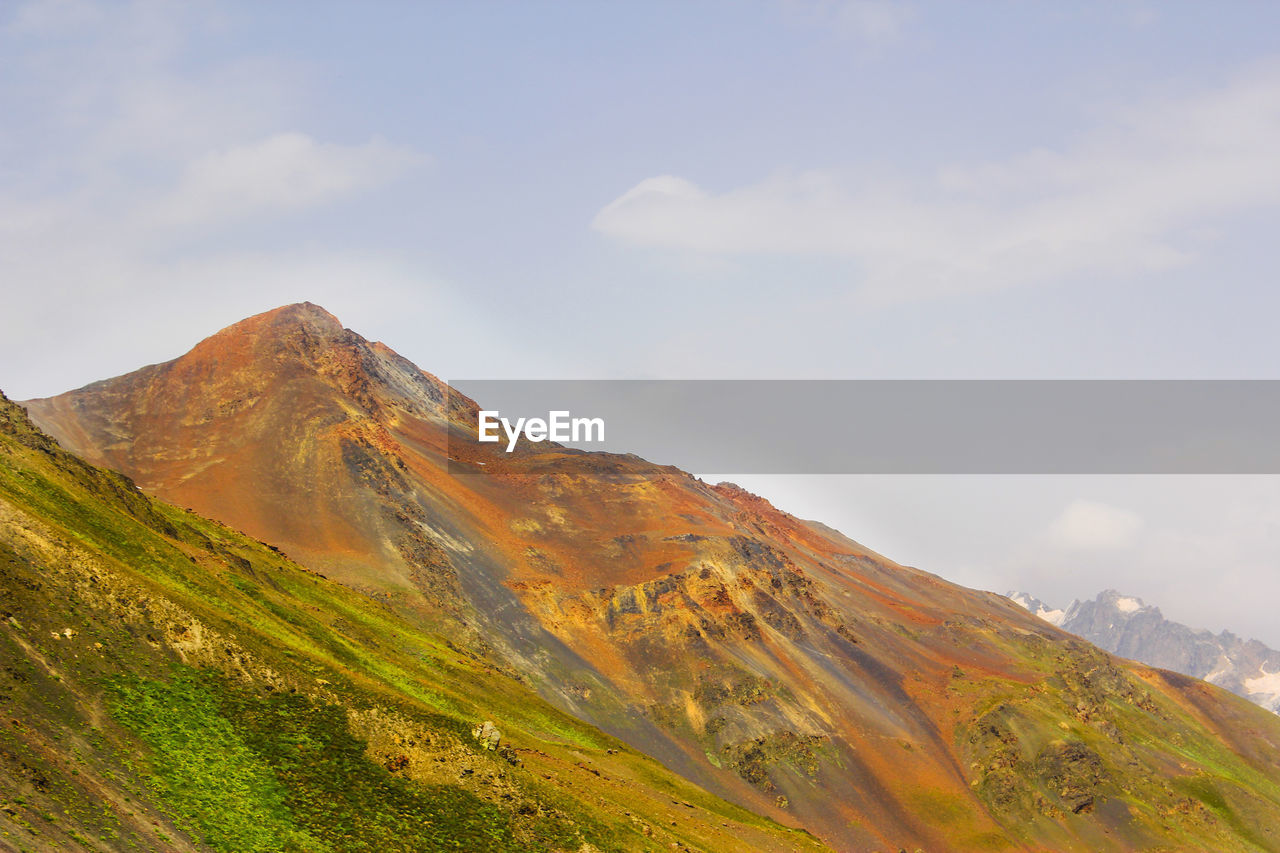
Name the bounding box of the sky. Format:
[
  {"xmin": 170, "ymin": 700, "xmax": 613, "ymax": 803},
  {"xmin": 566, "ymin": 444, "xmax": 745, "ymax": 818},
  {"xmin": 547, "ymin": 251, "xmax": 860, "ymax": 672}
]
[{"xmin": 3, "ymin": 1, "xmax": 1280, "ymax": 643}]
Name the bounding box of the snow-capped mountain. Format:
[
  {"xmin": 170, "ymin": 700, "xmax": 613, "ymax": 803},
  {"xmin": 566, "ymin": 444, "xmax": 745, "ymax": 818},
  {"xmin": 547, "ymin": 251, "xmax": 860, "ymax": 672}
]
[
  {"xmin": 1005, "ymin": 591, "xmax": 1067, "ymax": 627},
  {"xmin": 1008, "ymin": 589, "xmax": 1280, "ymax": 714}
]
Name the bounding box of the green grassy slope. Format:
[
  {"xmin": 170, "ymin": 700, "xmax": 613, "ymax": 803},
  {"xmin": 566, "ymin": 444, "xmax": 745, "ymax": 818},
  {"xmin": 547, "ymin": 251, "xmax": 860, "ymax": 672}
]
[{"xmin": 0, "ymin": 391, "xmax": 824, "ymax": 853}]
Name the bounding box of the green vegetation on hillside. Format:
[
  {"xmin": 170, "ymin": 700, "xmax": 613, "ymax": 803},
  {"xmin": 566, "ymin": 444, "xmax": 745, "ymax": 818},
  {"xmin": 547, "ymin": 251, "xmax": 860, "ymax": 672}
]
[
  {"xmin": 108, "ymin": 670, "xmax": 542, "ymax": 852},
  {"xmin": 953, "ymin": 626, "xmax": 1280, "ymax": 851},
  {"xmin": 0, "ymin": 391, "xmax": 823, "ymax": 853}
]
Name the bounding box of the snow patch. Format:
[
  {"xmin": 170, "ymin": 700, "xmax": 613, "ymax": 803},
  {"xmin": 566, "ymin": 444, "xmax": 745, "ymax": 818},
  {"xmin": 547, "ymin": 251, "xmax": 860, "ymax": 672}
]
[
  {"xmin": 1035, "ymin": 606, "xmax": 1066, "ymax": 626},
  {"xmin": 1244, "ymin": 667, "xmax": 1280, "ymax": 700},
  {"xmin": 1115, "ymin": 596, "xmax": 1142, "ymax": 613},
  {"xmin": 1006, "ymin": 592, "xmax": 1066, "ymax": 626}
]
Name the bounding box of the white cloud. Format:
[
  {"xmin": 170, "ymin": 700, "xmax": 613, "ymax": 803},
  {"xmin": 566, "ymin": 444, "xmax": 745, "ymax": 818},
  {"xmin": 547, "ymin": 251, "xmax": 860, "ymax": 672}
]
[
  {"xmin": 1047, "ymin": 500, "xmax": 1144, "ymax": 551},
  {"xmin": 593, "ymin": 65, "xmax": 1280, "ymax": 301},
  {"xmin": 0, "ymin": 0, "xmax": 429, "ymax": 399},
  {"xmin": 154, "ymin": 133, "xmax": 423, "ymax": 227}
]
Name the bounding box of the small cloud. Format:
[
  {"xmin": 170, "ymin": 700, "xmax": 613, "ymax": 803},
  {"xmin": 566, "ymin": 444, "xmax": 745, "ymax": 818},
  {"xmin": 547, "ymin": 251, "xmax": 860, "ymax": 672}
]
[
  {"xmin": 1048, "ymin": 500, "xmax": 1144, "ymax": 551},
  {"xmin": 598, "ymin": 175, "xmax": 708, "ymax": 212},
  {"xmin": 155, "ymin": 133, "xmax": 425, "ymax": 227}
]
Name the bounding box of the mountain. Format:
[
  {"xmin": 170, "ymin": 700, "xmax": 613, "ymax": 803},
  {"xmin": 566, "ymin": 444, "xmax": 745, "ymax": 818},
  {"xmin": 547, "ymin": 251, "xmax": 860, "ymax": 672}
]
[
  {"xmin": 21, "ymin": 303, "xmax": 1280, "ymax": 851},
  {"xmin": 1006, "ymin": 592, "xmax": 1067, "ymax": 627},
  {"xmin": 1010, "ymin": 589, "xmax": 1280, "ymax": 714},
  {"xmin": 0, "ymin": 389, "xmax": 820, "ymax": 853}
]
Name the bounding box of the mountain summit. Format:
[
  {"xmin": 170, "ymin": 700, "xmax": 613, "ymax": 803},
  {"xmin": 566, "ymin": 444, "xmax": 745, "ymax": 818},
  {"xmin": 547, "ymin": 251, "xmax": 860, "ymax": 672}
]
[
  {"xmin": 1011, "ymin": 589, "xmax": 1280, "ymax": 714},
  {"xmin": 28, "ymin": 303, "xmax": 458, "ymax": 600},
  {"xmin": 23, "ymin": 305, "xmax": 1280, "ymax": 851}
]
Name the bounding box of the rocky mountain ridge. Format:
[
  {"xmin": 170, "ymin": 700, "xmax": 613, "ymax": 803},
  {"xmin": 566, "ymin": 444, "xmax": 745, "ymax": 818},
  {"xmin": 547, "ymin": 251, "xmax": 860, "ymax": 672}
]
[
  {"xmin": 20, "ymin": 303, "xmax": 1280, "ymax": 851},
  {"xmin": 1010, "ymin": 589, "xmax": 1280, "ymax": 713}
]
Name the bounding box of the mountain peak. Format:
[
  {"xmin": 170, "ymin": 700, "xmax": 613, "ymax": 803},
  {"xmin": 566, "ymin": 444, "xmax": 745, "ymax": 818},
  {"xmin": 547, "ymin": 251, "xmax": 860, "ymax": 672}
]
[
  {"xmin": 217, "ymin": 301, "xmax": 346, "ymax": 339},
  {"xmin": 1098, "ymin": 589, "xmax": 1149, "ymax": 614},
  {"xmin": 173, "ymin": 301, "xmax": 361, "ymax": 378},
  {"xmin": 1006, "ymin": 591, "xmax": 1068, "ymax": 626}
]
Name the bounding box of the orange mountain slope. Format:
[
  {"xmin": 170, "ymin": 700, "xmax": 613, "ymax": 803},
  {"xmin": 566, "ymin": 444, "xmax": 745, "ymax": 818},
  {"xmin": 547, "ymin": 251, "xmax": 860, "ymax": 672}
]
[{"xmin": 25, "ymin": 303, "xmax": 1280, "ymax": 852}]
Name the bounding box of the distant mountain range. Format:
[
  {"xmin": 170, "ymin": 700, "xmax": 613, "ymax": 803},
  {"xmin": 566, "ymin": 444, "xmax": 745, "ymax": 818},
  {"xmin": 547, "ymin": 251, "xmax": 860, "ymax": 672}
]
[{"xmin": 1009, "ymin": 590, "xmax": 1280, "ymax": 713}]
